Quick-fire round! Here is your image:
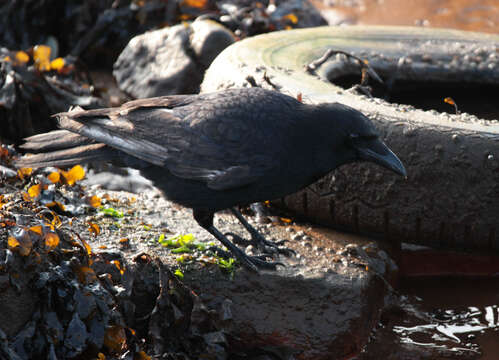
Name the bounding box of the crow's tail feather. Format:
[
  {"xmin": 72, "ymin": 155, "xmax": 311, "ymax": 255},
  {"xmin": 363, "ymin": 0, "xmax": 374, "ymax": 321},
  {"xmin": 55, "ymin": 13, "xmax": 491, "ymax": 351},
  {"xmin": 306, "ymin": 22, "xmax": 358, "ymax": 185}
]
[
  {"xmin": 19, "ymin": 130, "xmax": 94, "ymax": 152},
  {"xmin": 15, "ymin": 143, "xmax": 119, "ymax": 169}
]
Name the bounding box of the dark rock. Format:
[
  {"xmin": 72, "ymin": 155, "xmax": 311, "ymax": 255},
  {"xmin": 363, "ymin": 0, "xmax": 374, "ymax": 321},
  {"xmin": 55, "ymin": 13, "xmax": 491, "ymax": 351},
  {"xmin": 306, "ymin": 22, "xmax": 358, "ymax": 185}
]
[
  {"xmin": 267, "ymin": 0, "xmax": 327, "ymax": 29},
  {"xmin": 0, "ymin": 269, "xmax": 36, "ymax": 338},
  {"xmin": 87, "ymin": 315, "xmax": 105, "ymax": 350},
  {"xmin": 113, "ymin": 19, "xmax": 235, "ymax": 98},
  {"xmin": 183, "ymin": 234, "xmax": 396, "ymax": 360},
  {"xmin": 73, "ymin": 287, "xmax": 97, "ymax": 320},
  {"xmin": 43, "ymin": 312, "xmax": 64, "ymax": 346},
  {"xmin": 217, "ymin": 0, "xmax": 327, "ymax": 37},
  {"xmin": 0, "ymin": 328, "xmax": 23, "ymax": 360},
  {"xmin": 11, "ymin": 319, "xmax": 37, "ymax": 359},
  {"xmin": 63, "ymin": 313, "xmax": 88, "ymax": 358}
]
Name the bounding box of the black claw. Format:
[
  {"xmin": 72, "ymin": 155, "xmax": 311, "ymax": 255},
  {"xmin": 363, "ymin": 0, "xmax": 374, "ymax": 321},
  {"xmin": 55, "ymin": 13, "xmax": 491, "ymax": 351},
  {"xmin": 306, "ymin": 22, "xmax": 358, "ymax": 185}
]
[
  {"xmin": 224, "ymin": 232, "xmax": 251, "ymax": 246},
  {"xmin": 225, "ymin": 230, "xmax": 295, "ymax": 258},
  {"xmin": 228, "ymin": 207, "xmax": 297, "ymax": 260},
  {"xmin": 206, "ymin": 222, "xmax": 288, "ymax": 273},
  {"xmin": 226, "ymin": 245, "xmax": 283, "ymax": 272}
]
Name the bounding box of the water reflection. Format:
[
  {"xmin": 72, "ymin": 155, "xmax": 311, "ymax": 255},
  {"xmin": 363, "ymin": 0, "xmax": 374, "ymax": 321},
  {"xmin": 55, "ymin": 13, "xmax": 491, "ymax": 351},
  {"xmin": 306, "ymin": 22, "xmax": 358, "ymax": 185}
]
[
  {"xmin": 394, "ymin": 305, "xmax": 499, "ymax": 355},
  {"xmin": 361, "ymin": 278, "xmax": 499, "ymax": 359}
]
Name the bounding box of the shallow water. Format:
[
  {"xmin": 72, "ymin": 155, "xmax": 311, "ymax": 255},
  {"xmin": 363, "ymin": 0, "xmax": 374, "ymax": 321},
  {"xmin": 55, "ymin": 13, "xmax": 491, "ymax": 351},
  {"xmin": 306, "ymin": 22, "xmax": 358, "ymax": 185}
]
[
  {"xmin": 312, "ymin": 0, "xmax": 499, "ymax": 34},
  {"xmin": 363, "ymin": 277, "xmax": 499, "ymax": 359},
  {"xmin": 403, "ymin": 278, "xmax": 499, "ymax": 357}
]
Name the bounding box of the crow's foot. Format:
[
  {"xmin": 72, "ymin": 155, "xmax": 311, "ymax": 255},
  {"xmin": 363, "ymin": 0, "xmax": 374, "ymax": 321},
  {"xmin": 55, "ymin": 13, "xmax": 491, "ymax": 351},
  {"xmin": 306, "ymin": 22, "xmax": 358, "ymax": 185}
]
[
  {"xmin": 225, "ymin": 232, "xmax": 295, "ymax": 257},
  {"xmin": 209, "ymin": 242, "xmax": 284, "ymax": 272},
  {"xmin": 229, "ymin": 207, "xmax": 296, "ymax": 257},
  {"xmin": 206, "ymin": 225, "xmax": 284, "ymax": 272}
]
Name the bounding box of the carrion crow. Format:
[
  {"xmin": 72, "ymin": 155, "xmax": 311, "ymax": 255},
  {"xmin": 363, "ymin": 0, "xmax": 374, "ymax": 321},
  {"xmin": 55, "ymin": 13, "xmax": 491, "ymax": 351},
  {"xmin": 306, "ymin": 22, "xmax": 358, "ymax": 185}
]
[{"xmin": 16, "ymin": 87, "xmax": 406, "ymax": 272}]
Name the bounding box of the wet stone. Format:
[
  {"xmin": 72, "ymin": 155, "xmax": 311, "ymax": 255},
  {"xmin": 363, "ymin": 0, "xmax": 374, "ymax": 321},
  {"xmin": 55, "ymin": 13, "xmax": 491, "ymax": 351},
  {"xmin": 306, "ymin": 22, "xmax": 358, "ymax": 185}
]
[
  {"xmin": 43, "ymin": 312, "xmax": 64, "ymax": 345},
  {"xmin": 74, "ymin": 288, "xmax": 97, "ymax": 320},
  {"xmin": 63, "ymin": 313, "xmax": 88, "ymax": 358},
  {"xmin": 11, "ymin": 319, "xmax": 37, "ymax": 359}
]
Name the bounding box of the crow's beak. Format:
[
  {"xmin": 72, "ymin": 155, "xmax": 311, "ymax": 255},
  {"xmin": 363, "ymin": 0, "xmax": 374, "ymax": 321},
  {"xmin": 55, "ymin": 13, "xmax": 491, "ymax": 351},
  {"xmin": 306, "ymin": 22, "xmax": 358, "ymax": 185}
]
[{"xmin": 356, "ymin": 138, "xmax": 407, "ymax": 177}]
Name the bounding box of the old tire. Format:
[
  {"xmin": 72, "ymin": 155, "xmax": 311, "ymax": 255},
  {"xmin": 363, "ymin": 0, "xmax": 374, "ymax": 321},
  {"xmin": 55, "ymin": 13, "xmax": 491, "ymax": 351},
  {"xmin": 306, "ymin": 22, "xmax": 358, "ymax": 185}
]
[{"xmin": 202, "ymin": 26, "xmax": 499, "ymax": 251}]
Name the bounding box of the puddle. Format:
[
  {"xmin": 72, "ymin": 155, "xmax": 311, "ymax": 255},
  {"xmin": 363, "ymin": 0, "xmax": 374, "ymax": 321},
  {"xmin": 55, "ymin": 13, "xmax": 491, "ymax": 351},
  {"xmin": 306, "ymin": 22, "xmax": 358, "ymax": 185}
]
[
  {"xmin": 398, "ymin": 277, "xmax": 499, "ymax": 358},
  {"xmin": 362, "ymin": 277, "xmax": 499, "ymax": 359}
]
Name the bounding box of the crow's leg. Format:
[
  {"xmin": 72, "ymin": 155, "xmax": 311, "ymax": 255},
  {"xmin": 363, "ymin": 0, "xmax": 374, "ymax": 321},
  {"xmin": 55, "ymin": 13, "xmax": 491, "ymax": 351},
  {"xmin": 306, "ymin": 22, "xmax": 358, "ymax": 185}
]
[
  {"xmin": 229, "ymin": 208, "xmax": 296, "ymax": 256},
  {"xmin": 193, "ymin": 209, "xmax": 283, "ymax": 273}
]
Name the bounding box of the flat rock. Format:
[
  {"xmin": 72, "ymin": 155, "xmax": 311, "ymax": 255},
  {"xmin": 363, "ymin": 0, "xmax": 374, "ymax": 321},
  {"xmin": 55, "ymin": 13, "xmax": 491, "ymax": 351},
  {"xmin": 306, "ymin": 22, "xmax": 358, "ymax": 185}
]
[{"xmin": 184, "ymin": 242, "xmax": 394, "ymax": 359}]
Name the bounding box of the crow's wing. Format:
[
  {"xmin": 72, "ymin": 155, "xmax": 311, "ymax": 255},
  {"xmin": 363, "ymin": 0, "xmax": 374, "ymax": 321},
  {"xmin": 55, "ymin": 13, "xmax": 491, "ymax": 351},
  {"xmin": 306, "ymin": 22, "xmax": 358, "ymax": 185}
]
[{"xmin": 54, "ymin": 91, "xmax": 296, "ymax": 190}]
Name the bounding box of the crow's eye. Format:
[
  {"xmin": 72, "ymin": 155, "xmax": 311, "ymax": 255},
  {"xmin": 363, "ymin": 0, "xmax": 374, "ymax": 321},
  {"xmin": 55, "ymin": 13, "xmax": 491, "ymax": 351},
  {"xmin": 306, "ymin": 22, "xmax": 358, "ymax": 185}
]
[
  {"xmin": 348, "ymin": 133, "xmax": 378, "ymax": 147},
  {"xmin": 348, "ymin": 133, "xmax": 361, "ymax": 145}
]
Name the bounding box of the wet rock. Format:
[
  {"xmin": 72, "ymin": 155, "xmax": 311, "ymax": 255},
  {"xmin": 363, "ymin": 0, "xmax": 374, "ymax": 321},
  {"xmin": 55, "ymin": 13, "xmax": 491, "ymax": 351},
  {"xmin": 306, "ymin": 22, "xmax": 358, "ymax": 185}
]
[
  {"xmin": 184, "ymin": 235, "xmax": 396, "ymax": 360},
  {"xmin": 43, "ymin": 312, "xmax": 64, "ymax": 346},
  {"xmin": 63, "ymin": 313, "xmax": 88, "ymax": 358},
  {"xmin": 186, "ymin": 266, "xmax": 387, "ymax": 359},
  {"xmin": 0, "ymin": 328, "xmax": 22, "ymax": 360},
  {"xmin": 113, "ymin": 19, "xmax": 235, "ymax": 99},
  {"xmin": 73, "ymin": 287, "xmax": 97, "ymax": 320},
  {"xmin": 0, "ymin": 280, "xmax": 36, "ymax": 338},
  {"xmin": 87, "ymin": 315, "xmax": 105, "ymax": 350},
  {"xmin": 10, "ymin": 319, "xmax": 37, "ymax": 359}
]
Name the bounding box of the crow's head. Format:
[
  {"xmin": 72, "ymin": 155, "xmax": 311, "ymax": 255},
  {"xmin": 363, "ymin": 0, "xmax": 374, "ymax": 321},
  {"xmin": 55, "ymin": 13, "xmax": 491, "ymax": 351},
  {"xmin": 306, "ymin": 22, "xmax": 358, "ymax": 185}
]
[{"xmin": 311, "ymin": 102, "xmax": 407, "ymax": 177}]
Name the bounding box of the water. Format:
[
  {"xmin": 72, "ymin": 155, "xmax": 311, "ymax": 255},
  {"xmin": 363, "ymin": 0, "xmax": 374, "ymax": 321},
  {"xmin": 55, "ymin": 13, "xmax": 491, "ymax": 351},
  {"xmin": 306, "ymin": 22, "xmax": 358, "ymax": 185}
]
[
  {"xmin": 311, "ymin": 0, "xmax": 499, "ymax": 34},
  {"xmin": 363, "ymin": 277, "xmax": 499, "ymax": 359}
]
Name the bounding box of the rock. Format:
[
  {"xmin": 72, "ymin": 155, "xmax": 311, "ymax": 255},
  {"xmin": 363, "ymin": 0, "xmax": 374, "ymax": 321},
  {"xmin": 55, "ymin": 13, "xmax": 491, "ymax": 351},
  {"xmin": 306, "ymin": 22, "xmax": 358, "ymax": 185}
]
[
  {"xmin": 267, "ymin": 0, "xmax": 327, "ymax": 29},
  {"xmin": 319, "ymin": 9, "xmax": 356, "ymax": 26},
  {"xmin": 113, "ymin": 19, "xmax": 235, "ymax": 98},
  {"xmin": 185, "ymin": 244, "xmax": 393, "ymax": 360},
  {"xmin": 190, "ymin": 20, "xmax": 235, "ymax": 69},
  {"xmin": 175, "ymin": 217, "xmax": 398, "ymax": 360},
  {"xmin": 0, "ymin": 280, "xmax": 36, "ymax": 338},
  {"xmin": 82, "ymin": 168, "xmax": 154, "ymax": 193}
]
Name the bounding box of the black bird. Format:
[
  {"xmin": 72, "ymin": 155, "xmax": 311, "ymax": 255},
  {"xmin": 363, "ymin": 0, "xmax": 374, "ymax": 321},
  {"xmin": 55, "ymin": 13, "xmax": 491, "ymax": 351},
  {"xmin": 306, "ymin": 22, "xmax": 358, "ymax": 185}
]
[{"xmin": 16, "ymin": 87, "xmax": 406, "ymax": 272}]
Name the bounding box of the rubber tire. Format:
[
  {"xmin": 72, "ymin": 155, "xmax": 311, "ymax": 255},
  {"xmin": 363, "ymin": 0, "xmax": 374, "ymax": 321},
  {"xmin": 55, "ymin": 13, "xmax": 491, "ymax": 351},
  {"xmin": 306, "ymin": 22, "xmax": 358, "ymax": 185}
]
[{"xmin": 201, "ymin": 26, "xmax": 499, "ymax": 251}]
